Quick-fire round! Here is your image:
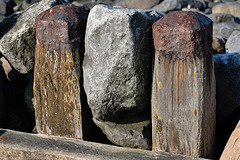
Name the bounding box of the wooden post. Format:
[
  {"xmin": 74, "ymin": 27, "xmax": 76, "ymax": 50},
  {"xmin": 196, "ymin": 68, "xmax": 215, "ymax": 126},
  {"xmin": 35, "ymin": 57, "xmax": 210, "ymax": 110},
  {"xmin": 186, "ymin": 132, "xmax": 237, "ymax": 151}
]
[
  {"xmin": 34, "ymin": 5, "xmax": 89, "ymax": 139},
  {"xmin": 152, "ymin": 11, "xmax": 216, "ymax": 158}
]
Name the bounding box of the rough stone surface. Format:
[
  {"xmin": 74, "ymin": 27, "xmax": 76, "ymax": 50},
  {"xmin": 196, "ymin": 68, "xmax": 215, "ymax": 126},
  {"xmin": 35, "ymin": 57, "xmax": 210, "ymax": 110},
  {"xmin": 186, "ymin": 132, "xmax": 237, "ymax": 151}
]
[
  {"xmin": 214, "ymin": 53, "xmax": 240, "ymax": 123},
  {"xmin": 93, "ymin": 110, "xmax": 151, "ymax": 150},
  {"xmin": 212, "ymin": 36, "xmax": 226, "ymax": 54},
  {"xmin": 152, "ymin": 0, "xmax": 188, "ymax": 13},
  {"xmin": 213, "ymin": 21, "xmax": 240, "ymax": 39},
  {"xmin": 152, "ymin": 11, "xmax": 215, "ymax": 158},
  {"xmin": 0, "ymin": 11, "xmax": 22, "ymax": 39},
  {"xmin": 220, "ymin": 121, "xmax": 240, "ymax": 160},
  {"xmin": 207, "ymin": 13, "xmax": 236, "ymax": 24},
  {"xmin": 83, "ymin": 4, "xmax": 163, "ymax": 121},
  {"xmin": 225, "ymin": 30, "xmax": 240, "ymax": 53},
  {"xmin": 0, "ymin": 129, "xmax": 205, "ymax": 160},
  {"xmin": 34, "ymin": 5, "xmax": 89, "ymax": 139},
  {"xmin": 22, "ymin": 0, "xmax": 41, "ymax": 10},
  {"xmin": 0, "ymin": 0, "xmax": 16, "ymax": 20},
  {"xmin": 0, "ymin": 0, "xmax": 67, "ymax": 74},
  {"xmin": 114, "ymin": 0, "xmax": 161, "ymax": 9},
  {"xmin": 212, "ymin": 2, "xmax": 240, "ymax": 18}
]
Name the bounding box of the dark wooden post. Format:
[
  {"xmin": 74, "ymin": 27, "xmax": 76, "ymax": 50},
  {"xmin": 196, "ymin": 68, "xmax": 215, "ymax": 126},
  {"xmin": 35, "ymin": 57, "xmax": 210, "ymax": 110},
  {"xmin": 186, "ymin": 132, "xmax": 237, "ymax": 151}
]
[
  {"xmin": 34, "ymin": 5, "xmax": 89, "ymax": 139},
  {"xmin": 152, "ymin": 11, "xmax": 216, "ymax": 158}
]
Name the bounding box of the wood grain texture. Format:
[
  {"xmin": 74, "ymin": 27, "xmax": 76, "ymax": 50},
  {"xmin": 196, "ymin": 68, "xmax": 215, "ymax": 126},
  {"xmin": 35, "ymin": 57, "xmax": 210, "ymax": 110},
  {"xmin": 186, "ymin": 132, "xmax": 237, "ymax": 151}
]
[
  {"xmin": 152, "ymin": 11, "xmax": 216, "ymax": 158},
  {"xmin": 34, "ymin": 5, "xmax": 89, "ymax": 139}
]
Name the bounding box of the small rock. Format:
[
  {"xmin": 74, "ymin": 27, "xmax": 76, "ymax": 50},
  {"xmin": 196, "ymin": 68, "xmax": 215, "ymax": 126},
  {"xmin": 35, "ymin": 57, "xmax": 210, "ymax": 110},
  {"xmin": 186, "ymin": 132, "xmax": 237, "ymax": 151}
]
[
  {"xmin": 0, "ymin": 0, "xmax": 68, "ymax": 74},
  {"xmin": 212, "ymin": 2, "xmax": 240, "ymax": 18},
  {"xmin": 0, "ymin": 0, "xmax": 16, "ymax": 20},
  {"xmin": 207, "ymin": 13, "xmax": 235, "ymax": 24},
  {"xmin": 226, "ymin": 31, "xmax": 240, "ymax": 53},
  {"xmin": 213, "ymin": 21, "xmax": 240, "ymax": 39},
  {"xmin": 115, "ymin": 0, "xmax": 161, "ymax": 9},
  {"xmin": 212, "ymin": 36, "xmax": 226, "ymax": 54},
  {"xmin": 152, "ymin": 0, "xmax": 188, "ymax": 13},
  {"xmin": 93, "ymin": 110, "xmax": 151, "ymax": 150},
  {"xmin": 83, "ymin": 4, "xmax": 163, "ymax": 121},
  {"xmin": 181, "ymin": 8, "xmax": 206, "ymax": 15}
]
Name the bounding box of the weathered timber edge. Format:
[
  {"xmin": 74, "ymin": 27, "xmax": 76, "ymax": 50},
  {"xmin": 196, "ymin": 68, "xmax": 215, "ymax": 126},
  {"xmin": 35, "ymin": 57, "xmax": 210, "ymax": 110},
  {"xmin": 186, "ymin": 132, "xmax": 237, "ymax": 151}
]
[{"xmin": 0, "ymin": 129, "xmax": 207, "ymax": 160}]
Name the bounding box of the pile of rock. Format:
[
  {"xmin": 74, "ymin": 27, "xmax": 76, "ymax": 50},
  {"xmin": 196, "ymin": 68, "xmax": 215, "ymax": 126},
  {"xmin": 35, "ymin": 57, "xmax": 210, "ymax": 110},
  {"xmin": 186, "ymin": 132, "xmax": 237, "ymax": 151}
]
[{"xmin": 0, "ymin": 0, "xmax": 239, "ymax": 159}]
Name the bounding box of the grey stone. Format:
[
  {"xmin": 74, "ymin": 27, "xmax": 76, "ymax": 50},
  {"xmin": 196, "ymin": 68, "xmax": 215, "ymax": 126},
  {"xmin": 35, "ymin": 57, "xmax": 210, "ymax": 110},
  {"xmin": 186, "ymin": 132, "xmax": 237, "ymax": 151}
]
[
  {"xmin": 0, "ymin": 0, "xmax": 16, "ymax": 20},
  {"xmin": 93, "ymin": 110, "xmax": 151, "ymax": 150},
  {"xmin": 0, "ymin": 0, "xmax": 67, "ymax": 74},
  {"xmin": 207, "ymin": 13, "xmax": 235, "ymax": 24},
  {"xmin": 212, "ymin": 2, "xmax": 240, "ymax": 18},
  {"xmin": 213, "ymin": 21, "xmax": 240, "ymax": 39},
  {"xmin": 187, "ymin": 0, "xmax": 207, "ymax": 11},
  {"xmin": 152, "ymin": 0, "xmax": 188, "ymax": 13},
  {"xmin": 83, "ymin": 4, "xmax": 163, "ymax": 121},
  {"xmin": 226, "ymin": 31, "xmax": 240, "ymax": 53},
  {"xmin": 114, "ymin": 0, "xmax": 161, "ymax": 9},
  {"xmin": 214, "ymin": 53, "xmax": 240, "ymax": 122}
]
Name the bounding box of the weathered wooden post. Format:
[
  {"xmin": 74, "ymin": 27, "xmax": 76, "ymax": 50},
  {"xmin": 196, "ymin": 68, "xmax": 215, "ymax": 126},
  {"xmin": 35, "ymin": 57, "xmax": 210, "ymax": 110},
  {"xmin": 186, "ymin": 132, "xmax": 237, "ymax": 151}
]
[
  {"xmin": 152, "ymin": 11, "xmax": 216, "ymax": 158},
  {"xmin": 34, "ymin": 5, "xmax": 89, "ymax": 139}
]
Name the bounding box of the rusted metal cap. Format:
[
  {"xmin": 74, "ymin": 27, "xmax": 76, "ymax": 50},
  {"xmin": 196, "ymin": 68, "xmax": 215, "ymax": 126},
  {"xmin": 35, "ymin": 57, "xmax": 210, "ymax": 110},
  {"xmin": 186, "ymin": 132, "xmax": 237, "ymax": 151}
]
[
  {"xmin": 152, "ymin": 11, "xmax": 213, "ymax": 59},
  {"xmin": 36, "ymin": 5, "xmax": 89, "ymax": 45}
]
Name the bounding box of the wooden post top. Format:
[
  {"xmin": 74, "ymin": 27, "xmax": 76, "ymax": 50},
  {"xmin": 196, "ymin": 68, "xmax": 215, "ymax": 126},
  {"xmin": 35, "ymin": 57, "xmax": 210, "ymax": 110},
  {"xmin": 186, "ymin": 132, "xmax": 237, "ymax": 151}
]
[
  {"xmin": 152, "ymin": 11, "xmax": 213, "ymax": 59},
  {"xmin": 36, "ymin": 5, "xmax": 89, "ymax": 45}
]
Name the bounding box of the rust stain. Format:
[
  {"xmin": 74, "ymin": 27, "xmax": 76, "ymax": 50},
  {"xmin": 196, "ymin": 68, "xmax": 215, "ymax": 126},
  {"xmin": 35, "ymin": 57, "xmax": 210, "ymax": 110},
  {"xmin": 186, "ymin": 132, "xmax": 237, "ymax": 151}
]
[
  {"xmin": 181, "ymin": 112, "xmax": 183, "ymax": 117},
  {"xmin": 156, "ymin": 113, "xmax": 163, "ymax": 133},
  {"xmin": 194, "ymin": 108, "xmax": 197, "ymax": 117},
  {"xmin": 194, "ymin": 72, "xmax": 196, "ymax": 78},
  {"xmin": 194, "ymin": 90, "xmax": 197, "ymax": 96},
  {"xmin": 158, "ymin": 81, "xmax": 162, "ymax": 89},
  {"xmin": 195, "ymin": 84, "xmax": 197, "ymax": 88}
]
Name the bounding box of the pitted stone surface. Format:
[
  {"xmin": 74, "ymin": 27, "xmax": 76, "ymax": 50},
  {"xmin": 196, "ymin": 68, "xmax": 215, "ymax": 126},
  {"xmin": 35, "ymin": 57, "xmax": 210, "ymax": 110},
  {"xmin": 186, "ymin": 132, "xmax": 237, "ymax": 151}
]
[{"xmin": 83, "ymin": 4, "xmax": 163, "ymax": 121}]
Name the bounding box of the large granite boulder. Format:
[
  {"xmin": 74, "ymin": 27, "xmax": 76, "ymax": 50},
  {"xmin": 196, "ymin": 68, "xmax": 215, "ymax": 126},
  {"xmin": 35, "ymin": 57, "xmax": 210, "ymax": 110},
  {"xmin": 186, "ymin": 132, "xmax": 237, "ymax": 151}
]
[
  {"xmin": 226, "ymin": 31, "xmax": 240, "ymax": 53},
  {"xmin": 83, "ymin": 4, "xmax": 163, "ymax": 121},
  {"xmin": 0, "ymin": 0, "xmax": 67, "ymax": 74}
]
